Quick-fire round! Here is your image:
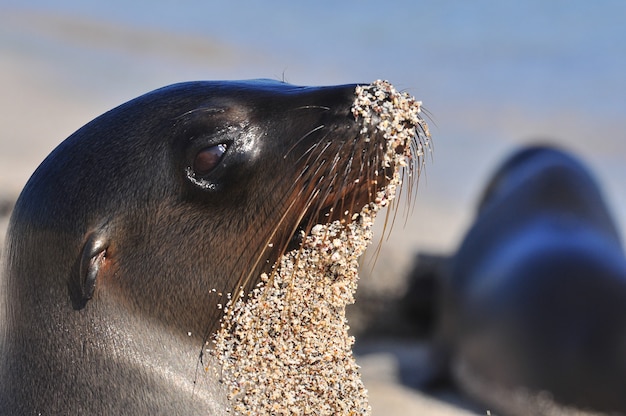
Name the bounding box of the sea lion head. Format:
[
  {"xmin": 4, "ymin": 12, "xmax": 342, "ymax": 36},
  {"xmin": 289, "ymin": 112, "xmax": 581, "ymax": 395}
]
[
  {"xmin": 5, "ymin": 80, "xmax": 422, "ymax": 341},
  {"xmin": 2, "ymin": 80, "xmax": 424, "ymax": 410}
]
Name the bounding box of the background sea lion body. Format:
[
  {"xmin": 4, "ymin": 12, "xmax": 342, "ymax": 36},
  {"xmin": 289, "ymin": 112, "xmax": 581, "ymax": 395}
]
[
  {"xmin": 440, "ymin": 146, "xmax": 626, "ymax": 414},
  {"xmin": 0, "ymin": 80, "xmax": 393, "ymax": 414}
]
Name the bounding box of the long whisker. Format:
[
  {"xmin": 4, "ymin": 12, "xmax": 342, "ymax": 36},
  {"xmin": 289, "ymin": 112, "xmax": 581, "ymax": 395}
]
[
  {"xmin": 332, "ymin": 140, "xmax": 358, "ymax": 219},
  {"xmin": 291, "ymin": 105, "xmax": 331, "ymax": 111},
  {"xmin": 235, "ymin": 195, "xmax": 301, "ymax": 297},
  {"xmin": 283, "ymin": 125, "xmax": 325, "ymax": 159},
  {"xmin": 367, "ymin": 144, "xmax": 389, "ymax": 268}
]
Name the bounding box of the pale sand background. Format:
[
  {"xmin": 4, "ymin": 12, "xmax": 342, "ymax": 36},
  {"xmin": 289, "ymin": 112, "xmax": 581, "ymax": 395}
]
[{"xmin": 2, "ymin": 4, "xmax": 625, "ymax": 415}]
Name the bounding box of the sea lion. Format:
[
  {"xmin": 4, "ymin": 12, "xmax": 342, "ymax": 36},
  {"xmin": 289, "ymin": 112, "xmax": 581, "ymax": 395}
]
[
  {"xmin": 0, "ymin": 80, "xmax": 426, "ymax": 414},
  {"xmin": 438, "ymin": 145, "xmax": 626, "ymax": 415}
]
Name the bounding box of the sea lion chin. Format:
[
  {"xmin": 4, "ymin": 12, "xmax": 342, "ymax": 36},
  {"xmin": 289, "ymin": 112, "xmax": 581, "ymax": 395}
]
[{"xmin": 0, "ymin": 79, "xmax": 427, "ymax": 414}]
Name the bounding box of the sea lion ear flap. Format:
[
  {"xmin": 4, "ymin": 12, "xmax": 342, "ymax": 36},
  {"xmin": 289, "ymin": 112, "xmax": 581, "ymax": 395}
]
[{"xmin": 70, "ymin": 227, "xmax": 110, "ymax": 310}]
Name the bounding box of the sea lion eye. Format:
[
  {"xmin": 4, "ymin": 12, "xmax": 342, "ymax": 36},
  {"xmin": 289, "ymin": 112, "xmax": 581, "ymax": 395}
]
[{"xmin": 193, "ymin": 144, "xmax": 227, "ymax": 176}]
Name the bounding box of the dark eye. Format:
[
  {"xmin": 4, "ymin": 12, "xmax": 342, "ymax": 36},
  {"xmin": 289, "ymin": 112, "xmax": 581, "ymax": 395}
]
[{"xmin": 193, "ymin": 144, "xmax": 227, "ymax": 176}]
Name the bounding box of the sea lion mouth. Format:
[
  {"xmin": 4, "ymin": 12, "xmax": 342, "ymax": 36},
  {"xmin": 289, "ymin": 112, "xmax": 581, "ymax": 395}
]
[
  {"xmin": 320, "ymin": 180, "xmax": 369, "ymax": 218},
  {"xmin": 291, "ymin": 83, "xmax": 422, "ymax": 238},
  {"xmin": 304, "ymin": 166, "xmax": 395, "ymax": 227},
  {"xmin": 288, "ymin": 135, "xmax": 401, "ymax": 252}
]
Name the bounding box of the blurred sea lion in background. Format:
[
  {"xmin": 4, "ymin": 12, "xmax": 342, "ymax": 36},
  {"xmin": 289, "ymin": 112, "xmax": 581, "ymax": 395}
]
[{"xmin": 433, "ymin": 145, "xmax": 626, "ymax": 415}]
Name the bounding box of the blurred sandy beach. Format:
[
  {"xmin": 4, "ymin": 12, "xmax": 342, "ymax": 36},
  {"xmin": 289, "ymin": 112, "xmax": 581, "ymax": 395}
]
[{"xmin": 1, "ymin": 2, "xmax": 625, "ymax": 414}]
